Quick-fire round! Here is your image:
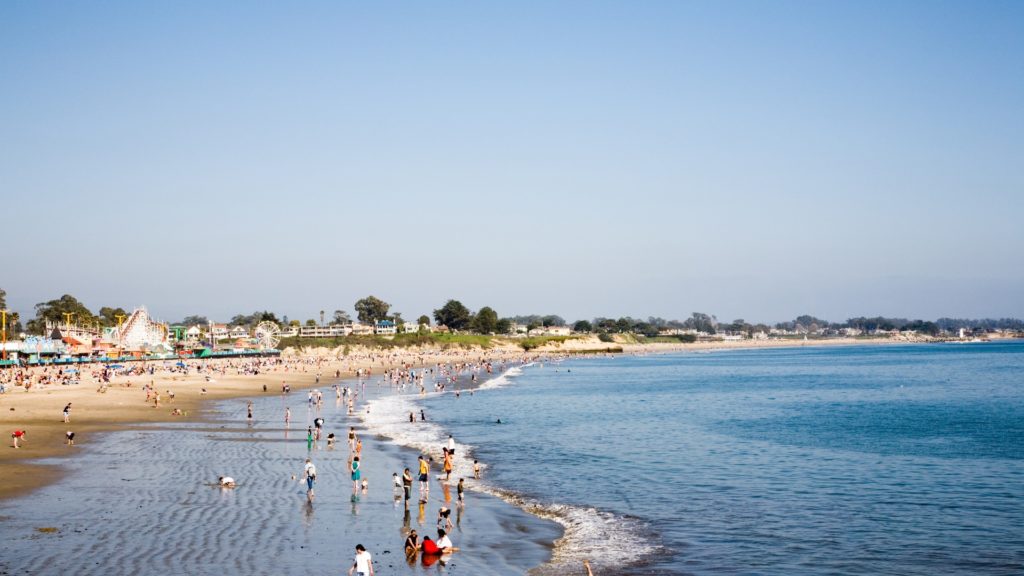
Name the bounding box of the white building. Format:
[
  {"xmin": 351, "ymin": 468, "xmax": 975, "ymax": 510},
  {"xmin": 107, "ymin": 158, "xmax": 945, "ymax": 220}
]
[
  {"xmin": 528, "ymin": 325, "xmax": 572, "ymax": 337},
  {"xmin": 350, "ymin": 323, "xmax": 374, "ymax": 336}
]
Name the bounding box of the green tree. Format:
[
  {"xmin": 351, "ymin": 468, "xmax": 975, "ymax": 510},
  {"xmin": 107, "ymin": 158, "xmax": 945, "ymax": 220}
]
[
  {"xmin": 573, "ymin": 320, "xmax": 593, "ymax": 333},
  {"xmin": 417, "ymin": 315, "xmax": 431, "ymax": 326},
  {"xmin": 305, "ymin": 319, "xmax": 318, "ymax": 327},
  {"xmin": 27, "ymin": 294, "xmax": 96, "ymax": 334},
  {"xmin": 496, "ymin": 318, "xmax": 512, "ymax": 334},
  {"xmin": 229, "ymin": 314, "xmax": 252, "ymax": 327},
  {"xmin": 289, "ymin": 319, "xmax": 301, "ymax": 327},
  {"xmin": 180, "ymin": 315, "xmax": 209, "ymax": 327},
  {"xmin": 684, "ymin": 312, "xmax": 717, "ymax": 334},
  {"xmin": 354, "ymin": 295, "xmax": 391, "ymax": 324},
  {"xmin": 257, "ymin": 311, "xmax": 280, "ymax": 324},
  {"xmin": 473, "ymin": 306, "xmax": 499, "ymax": 334},
  {"xmin": 434, "ymin": 300, "xmax": 472, "ymax": 330},
  {"xmin": 541, "ymin": 315, "xmax": 565, "ymax": 327},
  {"xmin": 0, "ymin": 290, "xmax": 22, "ymax": 334},
  {"xmin": 332, "ymin": 310, "xmax": 352, "ymax": 325},
  {"xmin": 98, "ymin": 306, "xmax": 129, "ymax": 327}
]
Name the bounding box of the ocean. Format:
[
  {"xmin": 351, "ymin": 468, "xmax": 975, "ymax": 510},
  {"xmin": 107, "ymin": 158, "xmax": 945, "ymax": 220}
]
[{"xmin": 374, "ymin": 341, "xmax": 1024, "ymax": 574}]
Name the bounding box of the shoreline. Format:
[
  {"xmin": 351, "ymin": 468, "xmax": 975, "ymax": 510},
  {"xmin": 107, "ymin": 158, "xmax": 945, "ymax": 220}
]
[
  {"xmin": 0, "ymin": 335, "xmax": 1001, "ymax": 502},
  {"xmin": 0, "ymin": 372, "xmax": 563, "ymax": 575},
  {"xmin": 0, "ymin": 349, "xmax": 531, "ymax": 502}
]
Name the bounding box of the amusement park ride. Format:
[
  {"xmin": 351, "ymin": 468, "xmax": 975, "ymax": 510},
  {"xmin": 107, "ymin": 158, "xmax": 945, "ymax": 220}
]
[{"xmin": 0, "ymin": 307, "xmax": 282, "ymax": 365}]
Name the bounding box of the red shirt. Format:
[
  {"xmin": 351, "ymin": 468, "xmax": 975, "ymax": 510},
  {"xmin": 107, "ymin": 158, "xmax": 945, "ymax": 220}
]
[{"xmin": 421, "ymin": 538, "xmax": 440, "ymax": 554}]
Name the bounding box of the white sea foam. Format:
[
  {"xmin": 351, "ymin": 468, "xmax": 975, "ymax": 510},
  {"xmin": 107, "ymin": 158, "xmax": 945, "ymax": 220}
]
[{"xmin": 358, "ymin": 366, "xmax": 662, "ymax": 574}]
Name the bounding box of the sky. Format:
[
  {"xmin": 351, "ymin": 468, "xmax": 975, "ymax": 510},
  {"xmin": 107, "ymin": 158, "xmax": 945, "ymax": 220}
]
[{"xmin": 2, "ymin": 1, "xmax": 1022, "ymax": 325}]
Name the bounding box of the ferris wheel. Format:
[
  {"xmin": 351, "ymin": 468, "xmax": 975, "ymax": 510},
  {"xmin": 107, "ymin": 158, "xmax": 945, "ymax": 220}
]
[{"xmin": 254, "ymin": 321, "xmax": 281, "ymax": 349}]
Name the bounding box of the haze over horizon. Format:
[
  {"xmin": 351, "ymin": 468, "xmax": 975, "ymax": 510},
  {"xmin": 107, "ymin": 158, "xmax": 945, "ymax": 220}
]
[{"xmin": 2, "ymin": 1, "xmax": 1022, "ymax": 325}]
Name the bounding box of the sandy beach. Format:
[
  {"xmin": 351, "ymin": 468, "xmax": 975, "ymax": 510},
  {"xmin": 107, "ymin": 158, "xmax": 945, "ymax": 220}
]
[{"xmin": 0, "ymin": 347, "xmax": 539, "ymax": 501}]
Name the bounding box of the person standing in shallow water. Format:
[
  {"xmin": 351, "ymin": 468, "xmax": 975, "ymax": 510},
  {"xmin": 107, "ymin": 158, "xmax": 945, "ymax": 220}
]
[
  {"xmin": 348, "ymin": 543, "xmax": 374, "ymax": 576},
  {"xmin": 351, "ymin": 456, "xmax": 361, "ymax": 491},
  {"xmin": 303, "ymin": 458, "xmax": 317, "ymax": 500}
]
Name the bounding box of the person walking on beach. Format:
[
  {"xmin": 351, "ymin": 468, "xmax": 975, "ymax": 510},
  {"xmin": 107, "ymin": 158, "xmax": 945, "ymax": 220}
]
[
  {"xmin": 303, "ymin": 458, "xmax": 317, "ymax": 500},
  {"xmin": 63, "ymin": 403, "xmax": 72, "ymax": 423},
  {"xmin": 285, "ymin": 407, "xmax": 291, "ymax": 426},
  {"xmin": 418, "ymin": 455, "xmax": 430, "ymax": 494},
  {"xmin": 307, "ymin": 426, "xmax": 314, "ymax": 450},
  {"xmin": 457, "ymin": 478, "xmax": 464, "ymax": 504},
  {"xmin": 247, "ymin": 401, "xmax": 254, "ymax": 422},
  {"xmin": 11, "ymin": 429, "xmax": 25, "ymax": 448},
  {"xmin": 446, "ymin": 434, "xmax": 455, "ymax": 455},
  {"xmin": 348, "ymin": 543, "xmax": 374, "ymax": 576},
  {"xmin": 442, "ymin": 449, "xmax": 453, "ymax": 482}
]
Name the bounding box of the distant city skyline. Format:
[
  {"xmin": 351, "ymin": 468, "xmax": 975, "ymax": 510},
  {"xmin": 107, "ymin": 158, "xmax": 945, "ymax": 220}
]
[{"xmin": 3, "ymin": 1, "xmax": 1021, "ymax": 325}]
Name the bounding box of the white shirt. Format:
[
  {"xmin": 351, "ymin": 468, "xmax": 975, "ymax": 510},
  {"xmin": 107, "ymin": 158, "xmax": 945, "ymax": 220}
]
[
  {"xmin": 437, "ymin": 535, "xmax": 453, "ymax": 550},
  {"xmin": 354, "ymin": 550, "xmax": 372, "ymax": 574},
  {"xmin": 220, "ymin": 477, "xmax": 235, "ymax": 485},
  {"xmin": 304, "ymin": 462, "xmax": 316, "ymax": 477},
  {"xmin": 447, "ymin": 437, "xmax": 455, "ymax": 451}
]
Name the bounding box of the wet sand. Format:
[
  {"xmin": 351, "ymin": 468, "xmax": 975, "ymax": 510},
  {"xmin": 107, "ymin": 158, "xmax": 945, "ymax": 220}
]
[{"xmin": 0, "ymin": 375, "xmax": 562, "ymax": 575}]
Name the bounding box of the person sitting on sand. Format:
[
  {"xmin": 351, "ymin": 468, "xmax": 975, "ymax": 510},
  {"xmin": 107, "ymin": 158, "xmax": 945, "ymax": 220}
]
[
  {"xmin": 435, "ymin": 528, "xmax": 458, "ymax": 554},
  {"xmin": 218, "ymin": 476, "xmax": 236, "ymax": 488},
  {"xmin": 404, "ymin": 529, "xmax": 420, "ymax": 555},
  {"xmin": 420, "ymin": 535, "xmax": 438, "ymax": 555}
]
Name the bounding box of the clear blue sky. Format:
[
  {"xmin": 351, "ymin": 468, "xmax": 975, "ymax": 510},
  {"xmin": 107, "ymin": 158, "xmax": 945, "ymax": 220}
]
[{"xmin": 2, "ymin": 1, "xmax": 1022, "ymax": 325}]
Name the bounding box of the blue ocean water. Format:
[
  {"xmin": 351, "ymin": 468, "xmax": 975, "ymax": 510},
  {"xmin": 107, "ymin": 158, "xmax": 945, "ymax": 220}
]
[{"xmin": 420, "ymin": 342, "xmax": 1024, "ymax": 575}]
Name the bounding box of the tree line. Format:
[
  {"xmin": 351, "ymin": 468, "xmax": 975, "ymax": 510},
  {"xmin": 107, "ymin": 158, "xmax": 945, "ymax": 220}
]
[{"xmin": 2, "ymin": 287, "xmax": 1022, "ymax": 338}]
